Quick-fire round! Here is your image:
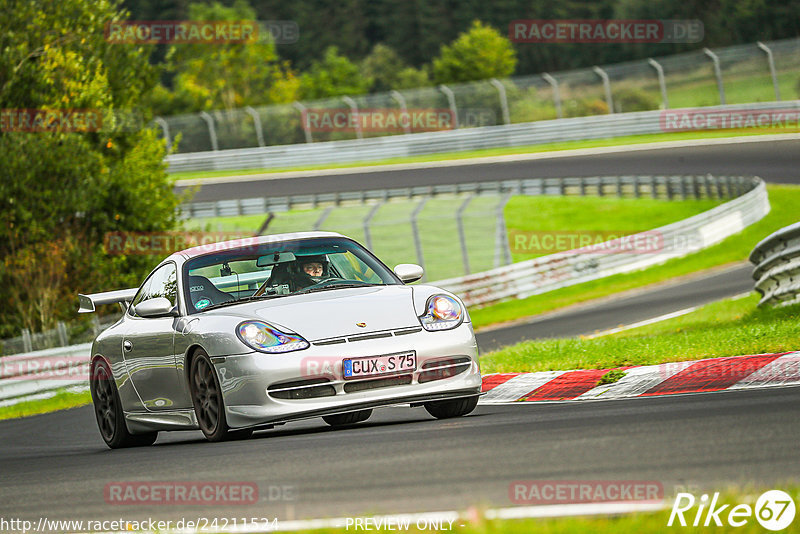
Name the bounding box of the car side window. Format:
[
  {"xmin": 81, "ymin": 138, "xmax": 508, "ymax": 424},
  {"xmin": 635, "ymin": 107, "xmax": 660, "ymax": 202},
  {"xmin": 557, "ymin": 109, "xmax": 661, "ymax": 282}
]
[{"xmin": 129, "ymin": 263, "xmax": 178, "ymax": 316}]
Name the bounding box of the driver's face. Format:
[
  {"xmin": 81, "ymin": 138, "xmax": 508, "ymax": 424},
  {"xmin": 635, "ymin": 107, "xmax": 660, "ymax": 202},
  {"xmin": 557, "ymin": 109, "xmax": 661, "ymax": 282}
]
[{"xmin": 302, "ymin": 262, "xmax": 323, "ymax": 276}]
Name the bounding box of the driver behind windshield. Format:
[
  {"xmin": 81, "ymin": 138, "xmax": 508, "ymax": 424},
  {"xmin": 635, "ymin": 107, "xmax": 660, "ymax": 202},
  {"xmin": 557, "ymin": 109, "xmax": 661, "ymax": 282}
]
[{"xmin": 294, "ymin": 255, "xmax": 329, "ymax": 286}]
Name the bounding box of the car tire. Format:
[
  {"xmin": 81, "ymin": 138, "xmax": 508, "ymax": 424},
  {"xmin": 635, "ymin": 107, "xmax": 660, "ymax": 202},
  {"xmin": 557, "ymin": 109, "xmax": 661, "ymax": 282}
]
[
  {"xmin": 190, "ymin": 349, "xmax": 253, "ymax": 442},
  {"xmin": 424, "ymin": 396, "xmax": 479, "ymax": 419},
  {"xmin": 90, "ymin": 358, "xmax": 158, "ymax": 449},
  {"xmin": 322, "ymin": 409, "xmax": 372, "ymax": 427}
]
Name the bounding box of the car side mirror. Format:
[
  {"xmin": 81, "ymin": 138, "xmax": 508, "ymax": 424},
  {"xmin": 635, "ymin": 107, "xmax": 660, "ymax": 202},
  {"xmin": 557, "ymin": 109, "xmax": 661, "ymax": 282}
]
[
  {"xmin": 394, "ymin": 264, "xmax": 424, "ymax": 283},
  {"xmin": 135, "ymin": 297, "xmax": 178, "ymax": 318}
]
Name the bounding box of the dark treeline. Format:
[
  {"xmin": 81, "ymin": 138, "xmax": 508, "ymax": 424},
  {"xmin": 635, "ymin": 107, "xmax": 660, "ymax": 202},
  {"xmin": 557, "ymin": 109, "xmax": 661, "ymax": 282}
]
[{"xmin": 123, "ymin": 0, "xmax": 800, "ymax": 75}]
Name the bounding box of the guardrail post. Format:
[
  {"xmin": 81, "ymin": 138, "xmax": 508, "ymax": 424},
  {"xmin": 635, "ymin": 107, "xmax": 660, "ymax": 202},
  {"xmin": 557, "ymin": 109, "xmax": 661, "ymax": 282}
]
[
  {"xmin": 579, "ymin": 177, "xmax": 586, "ymax": 196},
  {"xmin": 199, "ymin": 111, "xmax": 219, "ymax": 151},
  {"xmin": 616, "ymin": 176, "xmax": 623, "ymax": 198},
  {"xmin": 456, "ymin": 195, "xmax": 474, "ymax": 275},
  {"xmin": 342, "ymin": 96, "xmax": 363, "ymax": 139},
  {"xmin": 494, "ymin": 193, "xmax": 513, "ymax": 267},
  {"xmin": 542, "ymin": 73, "xmax": 562, "ymax": 119},
  {"xmin": 704, "ymin": 174, "xmax": 714, "ymax": 198},
  {"xmin": 490, "ymin": 78, "xmax": 511, "ymax": 125},
  {"xmin": 439, "ymin": 85, "xmax": 459, "ymax": 129},
  {"xmin": 647, "ymin": 58, "xmax": 669, "ymax": 109},
  {"xmin": 313, "ymin": 206, "xmax": 333, "ymax": 230},
  {"xmin": 21, "ymin": 328, "xmax": 32, "ymax": 353},
  {"xmin": 362, "ymin": 202, "xmax": 383, "ymax": 250},
  {"xmin": 410, "ymin": 199, "xmax": 428, "ymax": 280},
  {"xmin": 650, "ymin": 176, "xmax": 658, "ymax": 199},
  {"xmin": 390, "ymin": 90, "xmax": 412, "ymax": 134},
  {"xmin": 633, "ymin": 175, "xmax": 640, "ymax": 198},
  {"xmin": 153, "ymin": 117, "xmax": 171, "ymax": 151},
  {"xmin": 244, "ymin": 106, "xmax": 265, "ymax": 147},
  {"xmin": 757, "ymin": 41, "xmax": 781, "ymax": 101},
  {"xmin": 592, "ymin": 66, "xmax": 614, "ymax": 113},
  {"xmin": 293, "ymin": 101, "xmax": 313, "ymax": 143},
  {"xmin": 703, "ymin": 48, "xmax": 726, "ymax": 105}
]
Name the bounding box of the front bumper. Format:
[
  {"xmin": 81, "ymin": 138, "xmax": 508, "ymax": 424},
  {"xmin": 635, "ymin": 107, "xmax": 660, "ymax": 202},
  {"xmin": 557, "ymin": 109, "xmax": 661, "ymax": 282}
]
[{"xmin": 212, "ymin": 322, "xmax": 481, "ymax": 428}]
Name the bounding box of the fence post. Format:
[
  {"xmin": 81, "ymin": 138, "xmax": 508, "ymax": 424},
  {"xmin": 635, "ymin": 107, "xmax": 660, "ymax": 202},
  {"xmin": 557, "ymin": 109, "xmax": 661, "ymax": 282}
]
[
  {"xmin": 410, "ymin": 199, "xmax": 428, "ymax": 280},
  {"xmin": 244, "ymin": 106, "xmax": 265, "ymax": 147},
  {"xmin": 456, "ymin": 195, "xmax": 474, "ymax": 275},
  {"xmin": 21, "ymin": 328, "xmax": 33, "ymax": 353},
  {"xmin": 342, "ymin": 96, "xmax": 363, "ymax": 139},
  {"xmin": 313, "ymin": 206, "xmax": 333, "ymax": 230},
  {"xmin": 592, "ymin": 66, "xmax": 614, "ymax": 113},
  {"xmin": 439, "ymin": 85, "xmax": 459, "ymax": 128},
  {"xmin": 57, "ymin": 321, "xmax": 69, "ymax": 346},
  {"xmin": 703, "ymin": 48, "xmax": 726, "ymax": 105},
  {"xmin": 542, "ymin": 73, "xmax": 562, "ymax": 119},
  {"xmin": 293, "ymin": 101, "xmax": 313, "ymax": 143},
  {"xmin": 199, "ymin": 111, "xmax": 219, "ymax": 151},
  {"xmin": 494, "ymin": 193, "xmax": 513, "ymax": 268},
  {"xmin": 757, "ymin": 41, "xmax": 781, "ymax": 101},
  {"xmin": 153, "ymin": 117, "xmax": 171, "ymax": 151},
  {"xmin": 490, "ymin": 78, "xmax": 511, "ymax": 125},
  {"xmin": 647, "ymin": 58, "xmax": 669, "ymax": 109},
  {"xmin": 362, "ymin": 202, "xmax": 383, "ymax": 250},
  {"xmin": 390, "ymin": 90, "xmax": 412, "ymax": 134}
]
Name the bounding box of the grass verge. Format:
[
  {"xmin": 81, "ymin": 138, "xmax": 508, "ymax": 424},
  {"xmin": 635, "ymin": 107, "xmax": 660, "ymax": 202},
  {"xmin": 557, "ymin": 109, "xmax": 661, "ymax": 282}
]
[
  {"xmin": 0, "ymin": 389, "xmax": 92, "ymax": 421},
  {"xmin": 169, "ymin": 129, "xmax": 788, "ymax": 182},
  {"xmin": 470, "ymin": 184, "xmax": 800, "ymax": 330},
  {"xmin": 479, "ymin": 294, "xmax": 800, "ymax": 374}
]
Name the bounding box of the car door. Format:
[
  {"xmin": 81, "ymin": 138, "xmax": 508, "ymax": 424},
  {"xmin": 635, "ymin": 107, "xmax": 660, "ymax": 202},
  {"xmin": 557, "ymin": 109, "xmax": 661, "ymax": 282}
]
[{"xmin": 122, "ymin": 262, "xmax": 183, "ymax": 411}]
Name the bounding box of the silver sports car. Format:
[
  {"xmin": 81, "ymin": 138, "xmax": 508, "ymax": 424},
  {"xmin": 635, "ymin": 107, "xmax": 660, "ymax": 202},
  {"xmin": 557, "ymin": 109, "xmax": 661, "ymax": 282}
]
[{"xmin": 79, "ymin": 232, "xmax": 481, "ymax": 448}]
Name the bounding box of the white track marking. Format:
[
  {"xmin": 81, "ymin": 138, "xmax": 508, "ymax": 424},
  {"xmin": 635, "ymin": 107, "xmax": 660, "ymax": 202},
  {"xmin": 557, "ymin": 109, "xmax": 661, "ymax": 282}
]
[{"xmin": 481, "ymin": 371, "xmax": 568, "ymax": 403}]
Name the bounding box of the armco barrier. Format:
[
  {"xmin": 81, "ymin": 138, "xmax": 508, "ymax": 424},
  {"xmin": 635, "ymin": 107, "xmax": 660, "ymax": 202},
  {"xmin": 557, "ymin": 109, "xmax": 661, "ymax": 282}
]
[
  {"xmin": 433, "ymin": 176, "xmax": 769, "ymax": 307},
  {"xmin": 749, "ymin": 222, "xmax": 800, "ymax": 307},
  {"xmin": 0, "ymin": 343, "xmax": 90, "ymax": 405},
  {"xmin": 165, "ymin": 101, "xmax": 800, "ymax": 173}
]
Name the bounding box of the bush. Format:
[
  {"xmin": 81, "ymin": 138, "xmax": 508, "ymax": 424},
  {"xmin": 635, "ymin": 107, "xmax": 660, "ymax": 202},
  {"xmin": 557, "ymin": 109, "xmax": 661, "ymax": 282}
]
[{"xmin": 613, "ymin": 87, "xmax": 660, "ymax": 112}]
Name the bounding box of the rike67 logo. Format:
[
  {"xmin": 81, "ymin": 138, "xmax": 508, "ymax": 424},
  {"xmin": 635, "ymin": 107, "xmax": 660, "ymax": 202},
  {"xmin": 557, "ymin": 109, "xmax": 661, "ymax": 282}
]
[{"xmin": 668, "ymin": 490, "xmax": 796, "ymax": 531}]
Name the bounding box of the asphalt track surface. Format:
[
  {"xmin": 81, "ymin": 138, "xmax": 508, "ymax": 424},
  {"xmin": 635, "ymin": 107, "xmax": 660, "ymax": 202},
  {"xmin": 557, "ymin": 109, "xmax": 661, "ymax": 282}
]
[
  {"xmin": 474, "ymin": 263, "xmax": 754, "ymax": 352},
  {"xmin": 2, "ymin": 139, "xmax": 798, "ymax": 527},
  {"xmin": 177, "ymin": 138, "xmax": 800, "ymax": 202},
  {"xmin": 1, "ymin": 387, "xmax": 799, "ymax": 524}
]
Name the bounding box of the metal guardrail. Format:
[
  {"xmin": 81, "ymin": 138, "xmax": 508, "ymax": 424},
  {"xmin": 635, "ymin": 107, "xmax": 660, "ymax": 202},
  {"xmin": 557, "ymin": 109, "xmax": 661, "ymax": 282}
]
[
  {"xmin": 749, "ymin": 222, "xmax": 800, "ymax": 307},
  {"xmin": 165, "ymin": 101, "xmax": 800, "ymax": 173},
  {"xmin": 433, "ymin": 176, "xmax": 769, "ymax": 307},
  {"xmin": 0, "ymin": 343, "xmax": 90, "ymax": 406},
  {"xmin": 182, "ymin": 174, "xmax": 753, "ymax": 218}
]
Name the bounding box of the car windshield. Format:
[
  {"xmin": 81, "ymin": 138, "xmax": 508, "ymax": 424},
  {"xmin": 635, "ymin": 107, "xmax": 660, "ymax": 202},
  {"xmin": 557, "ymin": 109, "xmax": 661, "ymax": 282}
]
[{"xmin": 182, "ymin": 237, "xmax": 400, "ymax": 313}]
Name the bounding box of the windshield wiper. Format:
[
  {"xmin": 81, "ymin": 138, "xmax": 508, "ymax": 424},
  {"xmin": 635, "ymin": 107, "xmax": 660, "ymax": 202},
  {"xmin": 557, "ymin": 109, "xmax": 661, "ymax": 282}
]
[
  {"xmin": 199, "ymin": 293, "xmax": 287, "ymax": 312},
  {"xmin": 297, "ymin": 283, "xmax": 381, "ymax": 295}
]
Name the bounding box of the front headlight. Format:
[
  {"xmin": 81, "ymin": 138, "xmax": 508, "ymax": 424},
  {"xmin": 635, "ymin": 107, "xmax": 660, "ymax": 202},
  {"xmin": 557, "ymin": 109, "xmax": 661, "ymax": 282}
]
[
  {"xmin": 236, "ymin": 320, "xmax": 309, "ymax": 353},
  {"xmin": 419, "ymin": 294, "xmax": 464, "ymax": 331}
]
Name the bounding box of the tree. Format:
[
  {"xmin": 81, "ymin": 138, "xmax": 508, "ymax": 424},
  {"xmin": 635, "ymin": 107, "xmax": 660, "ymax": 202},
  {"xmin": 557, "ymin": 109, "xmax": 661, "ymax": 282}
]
[
  {"xmin": 360, "ymin": 44, "xmax": 430, "ymax": 92},
  {"xmin": 153, "ymin": 0, "xmax": 299, "ymax": 113},
  {"xmin": 0, "ymin": 0, "xmax": 181, "ymax": 337},
  {"xmin": 299, "ymin": 46, "xmax": 372, "ymax": 100},
  {"xmin": 432, "ymin": 20, "xmax": 517, "ymax": 84}
]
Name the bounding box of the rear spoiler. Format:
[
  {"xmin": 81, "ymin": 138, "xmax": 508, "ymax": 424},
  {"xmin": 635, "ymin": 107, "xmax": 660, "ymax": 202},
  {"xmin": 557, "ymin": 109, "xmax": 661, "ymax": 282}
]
[{"xmin": 78, "ymin": 288, "xmax": 138, "ymax": 313}]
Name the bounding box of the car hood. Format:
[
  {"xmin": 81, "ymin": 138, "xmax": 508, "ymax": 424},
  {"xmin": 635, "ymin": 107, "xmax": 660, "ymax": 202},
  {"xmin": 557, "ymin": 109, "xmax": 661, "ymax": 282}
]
[{"xmin": 228, "ymin": 285, "xmax": 421, "ymax": 341}]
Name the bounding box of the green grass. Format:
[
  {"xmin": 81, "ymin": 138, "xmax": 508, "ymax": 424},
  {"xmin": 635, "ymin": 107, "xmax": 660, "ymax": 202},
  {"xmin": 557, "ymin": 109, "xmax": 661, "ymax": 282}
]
[
  {"xmin": 470, "ymin": 184, "xmax": 800, "ymax": 330},
  {"xmin": 479, "ymin": 294, "xmax": 800, "ymax": 374},
  {"xmin": 0, "ymin": 389, "xmax": 91, "ymax": 421},
  {"xmin": 169, "ymin": 129, "xmax": 787, "ymax": 182}
]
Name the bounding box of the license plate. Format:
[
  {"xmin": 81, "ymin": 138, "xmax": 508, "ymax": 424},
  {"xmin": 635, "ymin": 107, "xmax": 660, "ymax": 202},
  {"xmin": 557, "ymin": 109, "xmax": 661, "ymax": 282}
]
[{"xmin": 343, "ymin": 351, "xmax": 416, "ymax": 379}]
